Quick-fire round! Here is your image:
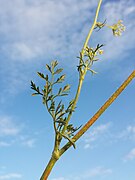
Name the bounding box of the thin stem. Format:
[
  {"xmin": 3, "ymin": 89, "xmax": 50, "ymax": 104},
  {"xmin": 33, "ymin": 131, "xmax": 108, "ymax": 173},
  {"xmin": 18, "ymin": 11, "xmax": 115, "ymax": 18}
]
[
  {"xmin": 81, "ymin": 0, "xmax": 102, "ymax": 56},
  {"xmin": 60, "ymin": 70, "xmax": 135, "ymax": 155},
  {"xmin": 61, "ymin": 0, "xmax": 103, "ymax": 135},
  {"xmin": 40, "ymin": 0, "xmax": 103, "ymax": 178}
]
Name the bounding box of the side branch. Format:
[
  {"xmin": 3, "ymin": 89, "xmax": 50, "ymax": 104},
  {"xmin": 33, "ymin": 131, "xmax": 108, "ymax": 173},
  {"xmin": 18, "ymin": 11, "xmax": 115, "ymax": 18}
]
[{"xmin": 60, "ymin": 70, "xmax": 135, "ymax": 155}]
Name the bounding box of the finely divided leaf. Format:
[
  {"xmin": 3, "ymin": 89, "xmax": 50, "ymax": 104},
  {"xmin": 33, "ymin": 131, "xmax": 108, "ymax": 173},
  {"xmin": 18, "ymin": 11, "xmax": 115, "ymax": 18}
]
[{"xmin": 54, "ymin": 68, "xmax": 63, "ymax": 75}]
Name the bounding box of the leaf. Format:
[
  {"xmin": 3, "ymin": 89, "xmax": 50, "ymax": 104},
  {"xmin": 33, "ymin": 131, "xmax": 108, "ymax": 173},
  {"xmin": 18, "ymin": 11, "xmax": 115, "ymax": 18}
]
[
  {"xmin": 55, "ymin": 118, "xmax": 66, "ymax": 125},
  {"xmin": 51, "ymin": 60, "xmax": 58, "ymax": 68},
  {"xmin": 56, "ymin": 75, "xmax": 66, "ymax": 83},
  {"xmin": 49, "ymin": 101, "xmax": 55, "ymax": 111},
  {"xmin": 47, "ymin": 95, "xmax": 54, "ymax": 101},
  {"xmin": 32, "ymin": 93, "xmax": 39, "ymax": 96},
  {"xmin": 46, "ymin": 64, "xmax": 52, "ymax": 73},
  {"xmin": 54, "ymin": 68, "xmax": 63, "ymax": 75},
  {"xmin": 31, "ymin": 81, "xmax": 36, "ymax": 90},
  {"xmin": 31, "ymin": 81, "xmax": 42, "ymax": 94},
  {"xmin": 88, "ymin": 69, "xmax": 97, "ymax": 74},
  {"xmin": 37, "ymin": 72, "xmax": 45, "ymax": 79},
  {"xmin": 58, "ymin": 88, "xmax": 62, "ymax": 95},
  {"xmin": 55, "ymin": 100, "xmax": 62, "ymax": 114},
  {"xmin": 60, "ymin": 94, "xmax": 69, "ymax": 96},
  {"xmin": 45, "ymin": 75, "xmax": 49, "ymax": 81},
  {"xmin": 57, "ymin": 112, "xmax": 65, "ymax": 119},
  {"xmin": 56, "ymin": 104, "xmax": 64, "ymax": 117},
  {"xmin": 63, "ymin": 85, "xmax": 70, "ymax": 92},
  {"xmin": 68, "ymin": 99, "xmax": 75, "ymax": 108}
]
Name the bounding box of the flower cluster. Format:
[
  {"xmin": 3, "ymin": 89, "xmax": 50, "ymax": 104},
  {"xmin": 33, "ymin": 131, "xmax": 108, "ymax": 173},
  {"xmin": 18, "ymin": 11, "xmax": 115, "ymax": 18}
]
[
  {"xmin": 95, "ymin": 20, "xmax": 106, "ymax": 31},
  {"xmin": 108, "ymin": 20, "xmax": 126, "ymax": 36},
  {"xmin": 85, "ymin": 45, "xmax": 104, "ymax": 61}
]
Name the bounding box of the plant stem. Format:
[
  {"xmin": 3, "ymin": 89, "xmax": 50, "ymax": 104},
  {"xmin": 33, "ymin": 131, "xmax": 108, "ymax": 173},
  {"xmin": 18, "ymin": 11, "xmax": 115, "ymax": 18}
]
[
  {"xmin": 40, "ymin": 155, "xmax": 58, "ymax": 180},
  {"xmin": 40, "ymin": 0, "xmax": 103, "ymax": 178},
  {"xmin": 62, "ymin": 0, "xmax": 103, "ymax": 135},
  {"xmin": 81, "ymin": 0, "xmax": 102, "ymax": 56},
  {"xmin": 60, "ymin": 70, "xmax": 135, "ymax": 155}
]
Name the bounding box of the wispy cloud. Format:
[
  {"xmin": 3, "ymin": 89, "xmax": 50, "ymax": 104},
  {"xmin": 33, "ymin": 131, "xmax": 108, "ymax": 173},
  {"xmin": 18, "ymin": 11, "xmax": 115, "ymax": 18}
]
[
  {"xmin": 124, "ymin": 148, "xmax": 135, "ymax": 161},
  {"xmin": 83, "ymin": 123, "xmax": 111, "ymax": 149},
  {"xmin": 0, "ymin": 0, "xmax": 135, "ymax": 101},
  {"xmin": 52, "ymin": 166, "xmax": 112, "ymax": 180},
  {"xmin": 116, "ymin": 125, "xmax": 135, "ymax": 141},
  {"xmin": 82, "ymin": 122, "xmax": 135, "ymax": 150},
  {"xmin": 20, "ymin": 137, "xmax": 36, "ymax": 148},
  {"xmin": 0, "ymin": 141, "xmax": 11, "ymax": 147},
  {"xmin": 0, "ymin": 173, "xmax": 22, "ymax": 180},
  {"xmin": 0, "ymin": 116, "xmax": 21, "ymax": 136},
  {"xmin": 0, "ymin": 115, "xmax": 36, "ymax": 148}
]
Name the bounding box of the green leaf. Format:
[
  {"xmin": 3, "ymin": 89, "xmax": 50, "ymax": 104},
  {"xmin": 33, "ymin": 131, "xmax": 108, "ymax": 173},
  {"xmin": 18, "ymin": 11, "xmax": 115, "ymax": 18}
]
[
  {"xmin": 55, "ymin": 118, "xmax": 66, "ymax": 125},
  {"xmin": 56, "ymin": 104, "xmax": 64, "ymax": 117},
  {"xmin": 43, "ymin": 74, "xmax": 49, "ymax": 81},
  {"xmin": 57, "ymin": 112, "xmax": 65, "ymax": 119},
  {"xmin": 56, "ymin": 75, "xmax": 66, "ymax": 83},
  {"xmin": 31, "ymin": 81, "xmax": 36, "ymax": 90},
  {"xmin": 47, "ymin": 95, "xmax": 54, "ymax": 101},
  {"xmin": 68, "ymin": 99, "xmax": 75, "ymax": 108},
  {"xmin": 58, "ymin": 88, "xmax": 62, "ymax": 95},
  {"xmin": 54, "ymin": 68, "xmax": 63, "ymax": 75},
  {"xmin": 51, "ymin": 60, "xmax": 58, "ymax": 69},
  {"xmin": 32, "ymin": 93, "xmax": 39, "ymax": 96},
  {"xmin": 46, "ymin": 64, "xmax": 52, "ymax": 73},
  {"xmin": 37, "ymin": 72, "xmax": 45, "ymax": 79},
  {"xmin": 49, "ymin": 101, "xmax": 55, "ymax": 111},
  {"xmin": 60, "ymin": 93, "xmax": 69, "ymax": 96},
  {"xmin": 88, "ymin": 69, "xmax": 97, "ymax": 74},
  {"xmin": 55, "ymin": 100, "xmax": 62, "ymax": 114},
  {"xmin": 63, "ymin": 85, "xmax": 70, "ymax": 92}
]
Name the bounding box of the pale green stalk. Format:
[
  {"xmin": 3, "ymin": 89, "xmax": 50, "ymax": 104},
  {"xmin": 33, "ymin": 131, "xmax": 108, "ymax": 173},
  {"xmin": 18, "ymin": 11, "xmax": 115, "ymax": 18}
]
[
  {"xmin": 40, "ymin": 1, "xmax": 103, "ymax": 179},
  {"xmin": 62, "ymin": 0, "xmax": 102, "ymax": 135}
]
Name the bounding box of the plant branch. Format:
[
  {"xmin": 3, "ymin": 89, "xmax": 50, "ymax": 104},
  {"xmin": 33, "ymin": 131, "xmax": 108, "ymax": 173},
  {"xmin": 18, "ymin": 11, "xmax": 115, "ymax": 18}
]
[
  {"xmin": 61, "ymin": 0, "xmax": 103, "ymax": 136},
  {"xmin": 81, "ymin": 0, "xmax": 102, "ymax": 56},
  {"xmin": 60, "ymin": 70, "xmax": 135, "ymax": 155}
]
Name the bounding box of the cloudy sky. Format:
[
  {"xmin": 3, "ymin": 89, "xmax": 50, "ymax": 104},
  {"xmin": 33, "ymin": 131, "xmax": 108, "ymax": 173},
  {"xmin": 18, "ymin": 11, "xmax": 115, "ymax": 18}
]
[{"xmin": 0, "ymin": 0, "xmax": 135, "ymax": 179}]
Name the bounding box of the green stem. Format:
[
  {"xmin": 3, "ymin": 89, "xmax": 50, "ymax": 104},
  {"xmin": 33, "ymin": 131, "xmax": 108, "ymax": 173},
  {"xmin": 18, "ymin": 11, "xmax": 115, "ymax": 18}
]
[
  {"xmin": 40, "ymin": 155, "xmax": 58, "ymax": 180},
  {"xmin": 59, "ymin": 70, "xmax": 135, "ymax": 156},
  {"xmin": 40, "ymin": 0, "xmax": 103, "ymax": 178},
  {"xmin": 61, "ymin": 0, "xmax": 102, "ymax": 135},
  {"xmin": 81, "ymin": 0, "xmax": 102, "ymax": 56}
]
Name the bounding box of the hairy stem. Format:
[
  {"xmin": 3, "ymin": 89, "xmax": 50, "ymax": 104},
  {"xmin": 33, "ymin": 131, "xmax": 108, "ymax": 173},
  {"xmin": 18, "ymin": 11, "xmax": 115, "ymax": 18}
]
[{"xmin": 60, "ymin": 70, "xmax": 135, "ymax": 155}]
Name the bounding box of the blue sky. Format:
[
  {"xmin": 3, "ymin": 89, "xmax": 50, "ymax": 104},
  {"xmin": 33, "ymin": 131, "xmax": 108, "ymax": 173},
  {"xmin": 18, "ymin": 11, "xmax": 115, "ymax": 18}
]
[{"xmin": 0, "ymin": 0, "xmax": 135, "ymax": 179}]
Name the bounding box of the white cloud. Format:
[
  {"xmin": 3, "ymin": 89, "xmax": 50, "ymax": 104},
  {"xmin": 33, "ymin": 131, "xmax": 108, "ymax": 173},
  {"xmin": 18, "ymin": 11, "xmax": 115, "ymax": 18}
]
[
  {"xmin": 52, "ymin": 166, "xmax": 112, "ymax": 180},
  {"xmin": 0, "ymin": 116, "xmax": 21, "ymax": 136},
  {"xmin": 51, "ymin": 178, "xmax": 66, "ymax": 180},
  {"xmin": 0, "ymin": 0, "xmax": 135, "ymax": 101},
  {"xmin": 83, "ymin": 123, "xmax": 111, "ymax": 149},
  {"xmin": 0, "ymin": 141, "xmax": 11, "ymax": 147},
  {"xmin": 124, "ymin": 148, "xmax": 135, "ymax": 161},
  {"xmin": 80, "ymin": 166, "xmax": 112, "ymax": 179},
  {"xmin": 116, "ymin": 125, "xmax": 135, "ymax": 141},
  {"xmin": 0, "ymin": 173, "xmax": 22, "ymax": 180},
  {"xmin": 21, "ymin": 138, "xmax": 36, "ymax": 148}
]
